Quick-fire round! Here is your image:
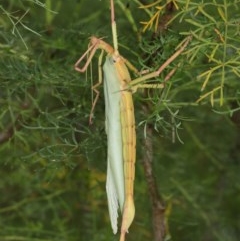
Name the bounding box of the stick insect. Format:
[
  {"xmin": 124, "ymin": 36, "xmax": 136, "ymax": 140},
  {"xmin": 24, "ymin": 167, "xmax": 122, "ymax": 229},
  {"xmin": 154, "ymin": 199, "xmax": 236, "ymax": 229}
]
[{"xmin": 75, "ymin": 1, "xmax": 191, "ymax": 240}]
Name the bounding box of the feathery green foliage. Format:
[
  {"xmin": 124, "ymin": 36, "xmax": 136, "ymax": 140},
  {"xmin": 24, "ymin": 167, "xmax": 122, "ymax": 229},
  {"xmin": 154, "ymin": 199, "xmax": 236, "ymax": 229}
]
[{"xmin": 0, "ymin": 0, "xmax": 239, "ymax": 241}]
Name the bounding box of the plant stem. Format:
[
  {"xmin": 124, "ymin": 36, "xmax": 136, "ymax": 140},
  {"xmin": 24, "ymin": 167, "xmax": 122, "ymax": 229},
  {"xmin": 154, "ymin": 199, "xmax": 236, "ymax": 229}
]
[{"xmin": 142, "ymin": 105, "xmax": 166, "ymax": 241}]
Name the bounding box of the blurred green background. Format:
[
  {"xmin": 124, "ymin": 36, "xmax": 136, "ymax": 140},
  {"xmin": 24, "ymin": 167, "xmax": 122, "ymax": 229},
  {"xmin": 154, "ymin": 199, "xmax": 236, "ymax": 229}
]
[{"xmin": 0, "ymin": 0, "xmax": 240, "ymax": 241}]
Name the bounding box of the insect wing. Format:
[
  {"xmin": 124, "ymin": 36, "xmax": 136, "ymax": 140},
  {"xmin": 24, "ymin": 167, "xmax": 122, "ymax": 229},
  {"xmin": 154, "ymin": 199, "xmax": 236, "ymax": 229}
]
[{"xmin": 104, "ymin": 56, "xmax": 125, "ymax": 234}]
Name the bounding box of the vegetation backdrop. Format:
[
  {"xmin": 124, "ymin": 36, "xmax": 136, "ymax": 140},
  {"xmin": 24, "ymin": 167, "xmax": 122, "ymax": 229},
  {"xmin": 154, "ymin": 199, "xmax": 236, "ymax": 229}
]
[{"xmin": 0, "ymin": 0, "xmax": 239, "ymax": 241}]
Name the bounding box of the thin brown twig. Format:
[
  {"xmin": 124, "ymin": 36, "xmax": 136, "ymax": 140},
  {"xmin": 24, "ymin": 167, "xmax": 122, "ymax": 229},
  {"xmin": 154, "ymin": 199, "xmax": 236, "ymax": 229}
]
[
  {"xmin": 141, "ymin": 104, "xmax": 166, "ymax": 241},
  {"xmin": 0, "ymin": 101, "xmax": 36, "ymax": 145},
  {"xmin": 0, "ymin": 114, "xmax": 22, "ymax": 144}
]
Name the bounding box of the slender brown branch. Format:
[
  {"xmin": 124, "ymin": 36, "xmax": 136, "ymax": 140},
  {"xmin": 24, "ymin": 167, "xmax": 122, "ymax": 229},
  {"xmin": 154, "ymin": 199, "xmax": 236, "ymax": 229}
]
[
  {"xmin": 0, "ymin": 114, "xmax": 22, "ymax": 144},
  {"xmin": 141, "ymin": 105, "xmax": 166, "ymax": 241},
  {"xmin": 0, "ymin": 101, "xmax": 36, "ymax": 145}
]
